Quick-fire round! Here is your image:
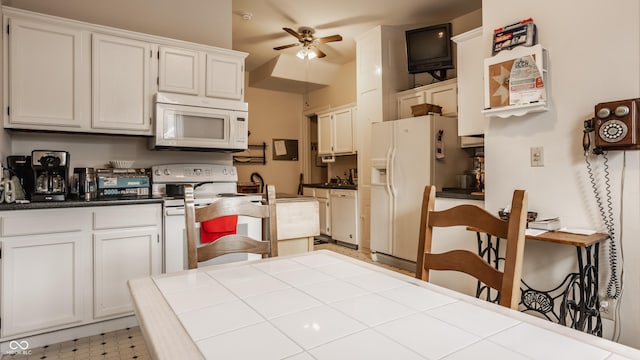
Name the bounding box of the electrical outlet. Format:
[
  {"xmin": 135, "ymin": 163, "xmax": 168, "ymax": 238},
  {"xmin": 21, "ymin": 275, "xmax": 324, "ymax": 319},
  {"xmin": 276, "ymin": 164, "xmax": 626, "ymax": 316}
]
[
  {"xmin": 530, "ymin": 146, "xmax": 544, "ymax": 167},
  {"xmin": 599, "ymin": 296, "xmax": 618, "ymax": 321}
]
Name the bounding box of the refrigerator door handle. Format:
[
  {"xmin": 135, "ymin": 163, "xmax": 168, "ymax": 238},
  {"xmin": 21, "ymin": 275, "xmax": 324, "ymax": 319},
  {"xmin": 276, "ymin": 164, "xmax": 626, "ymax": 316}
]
[
  {"xmin": 386, "ymin": 146, "xmax": 396, "ymax": 252},
  {"xmin": 388, "ymin": 147, "xmax": 397, "ymax": 199}
]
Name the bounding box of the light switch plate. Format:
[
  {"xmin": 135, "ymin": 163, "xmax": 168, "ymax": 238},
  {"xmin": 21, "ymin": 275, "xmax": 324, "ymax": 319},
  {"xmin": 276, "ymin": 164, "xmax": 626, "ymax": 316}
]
[{"xmin": 530, "ymin": 146, "xmax": 544, "ymax": 167}]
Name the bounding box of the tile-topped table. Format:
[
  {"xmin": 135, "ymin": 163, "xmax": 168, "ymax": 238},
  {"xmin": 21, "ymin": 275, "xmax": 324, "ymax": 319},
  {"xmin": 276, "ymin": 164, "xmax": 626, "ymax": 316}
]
[{"xmin": 128, "ymin": 250, "xmax": 640, "ymax": 360}]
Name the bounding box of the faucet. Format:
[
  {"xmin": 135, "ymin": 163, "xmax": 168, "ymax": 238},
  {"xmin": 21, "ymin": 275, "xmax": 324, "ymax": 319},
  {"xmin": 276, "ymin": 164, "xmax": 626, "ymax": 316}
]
[{"xmin": 335, "ymin": 175, "xmax": 342, "ymax": 184}]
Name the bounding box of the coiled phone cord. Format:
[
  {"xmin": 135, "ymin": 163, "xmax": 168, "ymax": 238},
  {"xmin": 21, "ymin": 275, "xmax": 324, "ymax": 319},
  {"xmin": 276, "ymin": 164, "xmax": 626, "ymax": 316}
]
[{"xmin": 586, "ymin": 152, "xmax": 621, "ymax": 300}]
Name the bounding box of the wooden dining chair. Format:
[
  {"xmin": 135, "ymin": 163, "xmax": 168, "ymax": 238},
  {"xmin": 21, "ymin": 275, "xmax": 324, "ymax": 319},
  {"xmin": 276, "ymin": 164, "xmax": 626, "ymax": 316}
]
[
  {"xmin": 416, "ymin": 185, "xmax": 528, "ymax": 309},
  {"xmin": 184, "ymin": 184, "xmax": 278, "ymax": 269}
]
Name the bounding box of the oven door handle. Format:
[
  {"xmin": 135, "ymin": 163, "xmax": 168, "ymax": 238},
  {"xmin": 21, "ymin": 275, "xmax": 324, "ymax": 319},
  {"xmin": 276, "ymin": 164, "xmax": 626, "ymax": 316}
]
[{"xmin": 166, "ymin": 207, "xmax": 185, "ymax": 216}]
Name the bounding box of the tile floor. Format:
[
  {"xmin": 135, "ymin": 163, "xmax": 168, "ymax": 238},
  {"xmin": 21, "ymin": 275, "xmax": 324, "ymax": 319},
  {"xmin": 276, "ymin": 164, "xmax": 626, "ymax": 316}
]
[{"xmin": 1, "ymin": 243, "xmax": 410, "ymax": 360}]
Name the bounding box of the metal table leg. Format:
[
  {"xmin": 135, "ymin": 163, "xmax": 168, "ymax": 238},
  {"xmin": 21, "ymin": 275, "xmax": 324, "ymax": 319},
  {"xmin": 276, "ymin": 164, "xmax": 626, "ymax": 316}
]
[
  {"xmin": 560, "ymin": 243, "xmax": 602, "ymax": 336},
  {"xmin": 474, "ymin": 232, "xmax": 603, "ymax": 337}
]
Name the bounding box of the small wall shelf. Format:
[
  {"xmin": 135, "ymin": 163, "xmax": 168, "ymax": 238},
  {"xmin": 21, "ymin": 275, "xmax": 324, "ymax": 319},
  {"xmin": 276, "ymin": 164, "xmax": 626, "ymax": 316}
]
[
  {"xmin": 233, "ymin": 142, "xmax": 267, "ymax": 165},
  {"xmin": 482, "ymin": 44, "xmax": 548, "ymax": 118}
]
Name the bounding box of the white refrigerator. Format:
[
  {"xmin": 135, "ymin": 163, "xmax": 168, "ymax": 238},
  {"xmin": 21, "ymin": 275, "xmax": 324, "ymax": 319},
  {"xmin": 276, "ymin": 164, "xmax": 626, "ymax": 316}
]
[{"xmin": 370, "ymin": 115, "xmax": 465, "ymax": 262}]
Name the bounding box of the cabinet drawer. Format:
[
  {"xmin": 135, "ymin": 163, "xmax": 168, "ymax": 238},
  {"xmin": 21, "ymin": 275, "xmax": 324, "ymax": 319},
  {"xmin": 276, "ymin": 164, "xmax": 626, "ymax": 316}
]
[
  {"xmin": 1, "ymin": 208, "xmax": 89, "ymax": 237},
  {"xmin": 93, "ymin": 204, "xmax": 160, "ymax": 230}
]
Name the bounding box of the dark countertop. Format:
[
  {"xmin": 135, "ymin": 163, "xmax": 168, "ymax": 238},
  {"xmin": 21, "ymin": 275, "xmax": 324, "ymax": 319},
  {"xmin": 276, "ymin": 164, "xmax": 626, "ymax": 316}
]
[
  {"xmin": 303, "ymin": 183, "xmax": 358, "ymax": 190},
  {"xmin": 0, "ymin": 196, "xmax": 164, "ymax": 211},
  {"xmin": 437, "ymin": 188, "xmax": 485, "ymax": 201}
]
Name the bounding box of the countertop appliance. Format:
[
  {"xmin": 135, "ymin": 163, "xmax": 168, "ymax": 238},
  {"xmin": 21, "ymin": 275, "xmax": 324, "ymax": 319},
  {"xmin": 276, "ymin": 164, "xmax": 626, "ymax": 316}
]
[
  {"xmin": 150, "ymin": 92, "xmax": 249, "ymax": 152},
  {"xmin": 7, "ymin": 155, "xmax": 34, "ymax": 200},
  {"xmin": 370, "ymin": 115, "xmax": 467, "ymax": 264},
  {"xmin": 152, "ymin": 163, "xmax": 263, "ymax": 273},
  {"xmin": 330, "ymin": 189, "xmax": 358, "ymax": 248},
  {"xmin": 70, "ymin": 167, "xmax": 97, "ymax": 201},
  {"xmin": 31, "ymin": 150, "xmax": 69, "ymax": 202}
]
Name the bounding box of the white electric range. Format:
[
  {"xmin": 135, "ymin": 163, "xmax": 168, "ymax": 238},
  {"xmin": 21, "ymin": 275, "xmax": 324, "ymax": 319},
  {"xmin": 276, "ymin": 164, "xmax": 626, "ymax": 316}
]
[{"xmin": 151, "ymin": 164, "xmax": 263, "ymax": 273}]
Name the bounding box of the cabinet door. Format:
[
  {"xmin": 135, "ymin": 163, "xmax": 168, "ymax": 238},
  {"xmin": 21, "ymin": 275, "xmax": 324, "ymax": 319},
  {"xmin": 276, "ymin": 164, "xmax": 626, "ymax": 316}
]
[
  {"xmin": 398, "ymin": 91, "xmax": 426, "ymax": 119},
  {"xmin": 6, "ymin": 18, "xmax": 90, "ymax": 130},
  {"xmin": 426, "ymin": 82, "xmax": 458, "ymax": 116},
  {"xmin": 205, "ymin": 52, "xmax": 244, "ymax": 100},
  {"xmin": 454, "ymin": 28, "xmax": 488, "ymax": 136},
  {"xmin": 333, "ymin": 107, "xmax": 355, "ymax": 154},
  {"xmin": 317, "ymin": 112, "xmax": 333, "ymax": 155},
  {"xmin": 158, "ymin": 46, "xmax": 200, "ymax": 95},
  {"xmin": 92, "ymin": 33, "xmax": 152, "ymax": 134},
  {"xmin": 1, "ymin": 233, "xmax": 87, "ymax": 337},
  {"xmin": 318, "ymin": 197, "xmax": 331, "ymax": 236},
  {"xmin": 93, "ymin": 228, "xmax": 161, "ymax": 319}
]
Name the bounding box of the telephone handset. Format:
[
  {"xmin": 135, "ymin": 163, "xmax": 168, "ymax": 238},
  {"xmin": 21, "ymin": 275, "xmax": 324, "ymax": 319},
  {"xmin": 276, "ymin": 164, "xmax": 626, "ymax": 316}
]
[{"xmin": 583, "ymin": 98, "xmax": 640, "ymax": 154}]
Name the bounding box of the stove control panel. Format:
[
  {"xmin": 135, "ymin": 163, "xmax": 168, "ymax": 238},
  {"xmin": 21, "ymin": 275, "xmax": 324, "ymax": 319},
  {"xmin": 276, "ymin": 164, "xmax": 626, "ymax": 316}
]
[{"xmin": 151, "ymin": 164, "xmax": 237, "ymax": 183}]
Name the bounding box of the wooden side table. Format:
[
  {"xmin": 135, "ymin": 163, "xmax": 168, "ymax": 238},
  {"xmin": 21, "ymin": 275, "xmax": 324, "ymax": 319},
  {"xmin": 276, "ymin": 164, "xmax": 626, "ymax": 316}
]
[{"xmin": 471, "ymin": 229, "xmax": 608, "ymax": 336}]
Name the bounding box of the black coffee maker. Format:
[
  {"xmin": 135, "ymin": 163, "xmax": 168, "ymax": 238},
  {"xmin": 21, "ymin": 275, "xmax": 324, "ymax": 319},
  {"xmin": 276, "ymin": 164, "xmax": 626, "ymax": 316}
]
[
  {"xmin": 6, "ymin": 155, "xmax": 34, "ymax": 200},
  {"xmin": 31, "ymin": 150, "xmax": 70, "ymax": 202}
]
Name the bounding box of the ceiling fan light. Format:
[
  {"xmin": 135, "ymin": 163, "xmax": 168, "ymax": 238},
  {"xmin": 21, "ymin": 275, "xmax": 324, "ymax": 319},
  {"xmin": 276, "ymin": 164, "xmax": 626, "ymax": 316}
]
[
  {"xmin": 307, "ymin": 49, "xmax": 317, "ymax": 59},
  {"xmin": 296, "ymin": 48, "xmax": 306, "ymax": 59}
]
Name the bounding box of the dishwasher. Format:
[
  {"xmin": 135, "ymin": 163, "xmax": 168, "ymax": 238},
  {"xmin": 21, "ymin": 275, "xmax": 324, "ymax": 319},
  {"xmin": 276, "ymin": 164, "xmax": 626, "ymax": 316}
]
[{"xmin": 330, "ymin": 189, "xmax": 358, "ymax": 248}]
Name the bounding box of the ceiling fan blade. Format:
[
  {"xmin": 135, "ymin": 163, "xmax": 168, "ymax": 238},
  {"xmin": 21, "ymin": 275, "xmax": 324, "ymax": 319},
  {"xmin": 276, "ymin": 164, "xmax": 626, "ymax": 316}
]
[
  {"xmin": 317, "ymin": 34, "xmax": 343, "ymax": 43},
  {"xmin": 310, "ymin": 46, "xmax": 326, "ymax": 58},
  {"xmin": 283, "ymin": 27, "xmax": 303, "ymax": 40},
  {"xmin": 273, "ymin": 43, "xmax": 298, "ymax": 50}
]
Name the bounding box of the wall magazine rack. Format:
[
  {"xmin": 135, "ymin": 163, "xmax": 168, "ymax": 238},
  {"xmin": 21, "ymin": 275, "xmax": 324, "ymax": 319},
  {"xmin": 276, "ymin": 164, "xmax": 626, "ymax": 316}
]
[{"xmin": 482, "ymin": 44, "xmax": 548, "ymax": 118}]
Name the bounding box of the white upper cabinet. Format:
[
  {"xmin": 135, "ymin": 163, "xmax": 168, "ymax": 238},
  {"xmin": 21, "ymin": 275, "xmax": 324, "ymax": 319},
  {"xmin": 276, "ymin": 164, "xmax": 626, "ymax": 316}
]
[
  {"xmin": 453, "ymin": 28, "xmax": 488, "ymax": 136},
  {"xmin": 317, "ymin": 105, "xmax": 357, "ymax": 156},
  {"xmin": 318, "ymin": 112, "xmax": 333, "ymax": 155},
  {"xmin": 397, "ymin": 78, "xmax": 458, "ymax": 119},
  {"xmin": 158, "ymin": 46, "xmax": 200, "ymax": 95},
  {"xmin": 332, "ymin": 107, "xmax": 356, "ymax": 154},
  {"xmin": 3, "ymin": 7, "xmax": 247, "ymax": 136},
  {"xmin": 205, "ymin": 52, "xmax": 244, "ymax": 101},
  {"xmin": 91, "ymin": 33, "xmax": 152, "ymax": 134},
  {"xmin": 158, "ymin": 47, "xmax": 245, "ymax": 101},
  {"xmin": 5, "ymin": 17, "xmax": 90, "ymax": 131},
  {"xmin": 398, "ymin": 91, "xmax": 426, "ymax": 119}
]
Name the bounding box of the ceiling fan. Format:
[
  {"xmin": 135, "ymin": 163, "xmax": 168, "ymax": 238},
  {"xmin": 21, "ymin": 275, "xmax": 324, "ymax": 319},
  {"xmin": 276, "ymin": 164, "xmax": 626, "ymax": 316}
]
[{"xmin": 273, "ymin": 26, "xmax": 342, "ymax": 59}]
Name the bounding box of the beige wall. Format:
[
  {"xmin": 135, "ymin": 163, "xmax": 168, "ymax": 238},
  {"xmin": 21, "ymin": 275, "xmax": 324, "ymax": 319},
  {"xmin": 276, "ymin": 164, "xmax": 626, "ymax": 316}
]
[
  {"xmin": 305, "ymin": 60, "xmax": 357, "ymax": 110},
  {"xmin": 2, "ymin": 0, "xmax": 231, "ymax": 48},
  {"xmin": 235, "ymin": 84, "xmax": 303, "ymax": 194},
  {"xmin": 483, "ymin": 0, "xmax": 639, "ymax": 348}
]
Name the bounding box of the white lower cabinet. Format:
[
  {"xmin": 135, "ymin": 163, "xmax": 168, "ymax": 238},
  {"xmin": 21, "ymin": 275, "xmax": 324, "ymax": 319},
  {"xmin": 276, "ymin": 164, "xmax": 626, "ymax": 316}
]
[
  {"xmin": 93, "ymin": 228, "xmax": 160, "ymax": 318},
  {"xmin": 315, "ymin": 189, "xmax": 331, "ymax": 236},
  {"xmin": 0, "ymin": 203, "xmax": 162, "ymax": 339},
  {"xmin": 92, "ymin": 204, "xmax": 162, "ymax": 319},
  {"xmin": 0, "ymin": 208, "xmax": 91, "ymax": 338},
  {"xmin": 1, "ymin": 232, "xmax": 88, "ymax": 337}
]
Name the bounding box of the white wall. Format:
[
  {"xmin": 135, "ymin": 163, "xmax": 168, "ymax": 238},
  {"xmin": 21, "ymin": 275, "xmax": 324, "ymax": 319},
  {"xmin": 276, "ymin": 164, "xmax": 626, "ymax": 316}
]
[{"xmin": 483, "ymin": 0, "xmax": 639, "ymax": 347}]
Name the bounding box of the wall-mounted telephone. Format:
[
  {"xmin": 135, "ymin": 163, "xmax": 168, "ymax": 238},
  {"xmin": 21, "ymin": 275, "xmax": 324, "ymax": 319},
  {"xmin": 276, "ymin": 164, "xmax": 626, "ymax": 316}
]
[
  {"xmin": 580, "ymin": 99, "xmax": 640, "ymax": 304},
  {"xmin": 583, "ymin": 98, "xmax": 640, "ymax": 154}
]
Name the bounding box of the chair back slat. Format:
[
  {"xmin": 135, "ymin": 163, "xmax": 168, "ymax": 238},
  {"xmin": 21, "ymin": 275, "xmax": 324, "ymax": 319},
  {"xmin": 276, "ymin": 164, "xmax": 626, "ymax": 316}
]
[
  {"xmin": 184, "ymin": 184, "xmax": 278, "ymax": 269},
  {"xmin": 416, "ymin": 185, "xmax": 528, "ymax": 310}
]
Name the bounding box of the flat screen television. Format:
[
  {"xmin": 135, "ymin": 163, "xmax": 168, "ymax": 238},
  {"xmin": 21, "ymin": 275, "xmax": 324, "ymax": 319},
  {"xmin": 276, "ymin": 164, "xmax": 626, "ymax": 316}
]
[{"xmin": 406, "ymin": 23, "xmax": 453, "ymax": 81}]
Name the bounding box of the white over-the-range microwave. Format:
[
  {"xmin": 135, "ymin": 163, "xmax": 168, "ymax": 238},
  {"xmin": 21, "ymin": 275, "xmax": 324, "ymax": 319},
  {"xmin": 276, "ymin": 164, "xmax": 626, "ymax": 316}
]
[{"xmin": 149, "ymin": 92, "xmax": 248, "ymax": 152}]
